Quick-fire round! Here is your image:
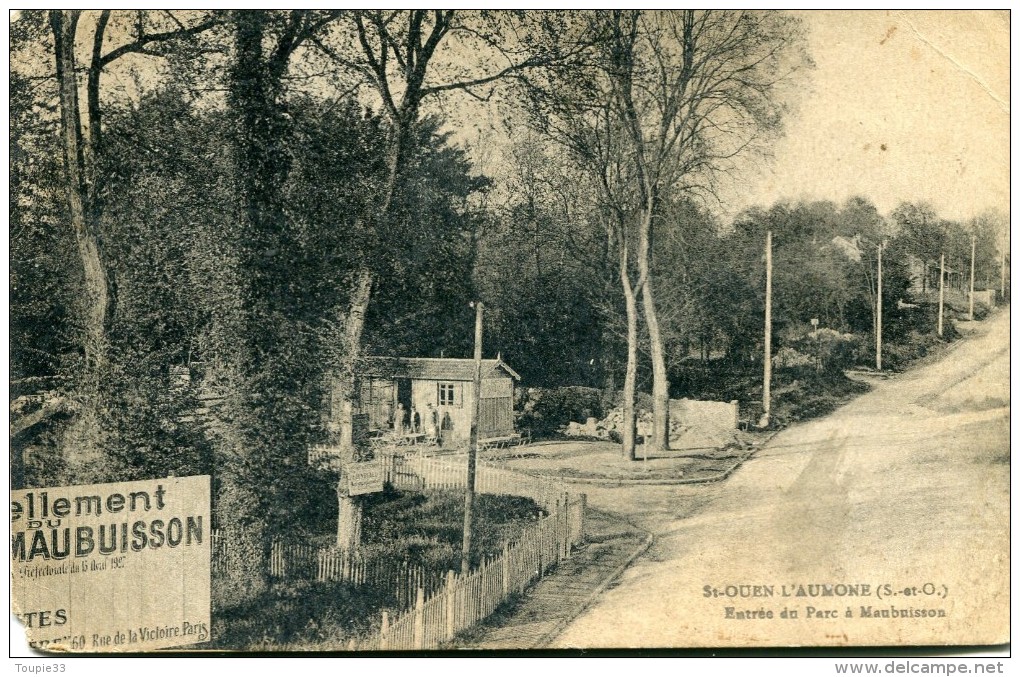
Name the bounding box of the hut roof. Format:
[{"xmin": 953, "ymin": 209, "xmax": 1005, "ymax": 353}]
[{"xmin": 359, "ymin": 356, "xmax": 521, "ymax": 382}]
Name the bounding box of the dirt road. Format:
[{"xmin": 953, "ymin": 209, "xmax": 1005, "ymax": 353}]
[{"xmin": 551, "ymin": 309, "xmax": 1010, "ymax": 648}]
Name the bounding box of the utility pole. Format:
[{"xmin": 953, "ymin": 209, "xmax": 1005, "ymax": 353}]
[
  {"xmin": 461, "ymin": 301, "xmax": 484, "ymax": 574},
  {"xmin": 876, "ymin": 241, "xmax": 883, "ymax": 371},
  {"xmin": 1001, "ymin": 243, "xmax": 1007, "ymax": 300},
  {"xmin": 1000, "ymin": 224, "xmax": 1007, "ymax": 300},
  {"xmin": 969, "ymin": 234, "xmax": 976, "ymax": 320},
  {"xmin": 938, "ymin": 253, "xmax": 945, "ymax": 337},
  {"xmin": 762, "ymin": 230, "xmax": 772, "ymax": 427}
]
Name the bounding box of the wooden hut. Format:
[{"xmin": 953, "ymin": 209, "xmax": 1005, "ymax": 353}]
[{"xmin": 355, "ymin": 356, "xmax": 521, "ymax": 446}]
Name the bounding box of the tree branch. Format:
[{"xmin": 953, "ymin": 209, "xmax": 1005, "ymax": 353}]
[{"xmin": 99, "ymin": 13, "xmax": 222, "ymax": 67}]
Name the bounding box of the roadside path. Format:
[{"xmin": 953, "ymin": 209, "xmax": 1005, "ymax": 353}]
[
  {"xmin": 551, "ymin": 309, "xmax": 1010, "ymax": 648},
  {"xmin": 456, "ymin": 510, "xmax": 649, "ymax": 650}
]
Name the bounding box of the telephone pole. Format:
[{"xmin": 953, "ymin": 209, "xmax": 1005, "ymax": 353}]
[
  {"xmin": 461, "ymin": 301, "xmax": 484, "ymax": 574},
  {"xmin": 1000, "ymin": 221, "xmax": 1007, "ymax": 301},
  {"xmin": 937, "ymin": 253, "xmax": 946, "ymax": 337},
  {"xmin": 762, "ymin": 230, "xmax": 772, "ymax": 426},
  {"xmin": 969, "ymin": 234, "xmax": 976, "ymax": 321},
  {"xmin": 1001, "ymin": 240, "xmax": 1007, "ymax": 300},
  {"xmin": 876, "ymin": 241, "xmax": 883, "ymax": 371}
]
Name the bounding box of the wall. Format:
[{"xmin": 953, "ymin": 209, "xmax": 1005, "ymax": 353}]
[
  {"xmin": 670, "ymin": 398, "xmax": 739, "ymax": 435},
  {"xmin": 412, "ymin": 378, "xmax": 514, "ymax": 445},
  {"xmin": 413, "ymin": 379, "xmax": 472, "ymax": 446},
  {"xmin": 972, "ymin": 290, "xmax": 996, "ymax": 308}
]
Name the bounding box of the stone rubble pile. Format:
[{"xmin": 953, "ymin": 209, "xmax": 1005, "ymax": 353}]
[
  {"xmin": 563, "ymin": 409, "xmax": 690, "ymax": 441},
  {"xmin": 564, "ymin": 398, "xmax": 743, "ymax": 450}
]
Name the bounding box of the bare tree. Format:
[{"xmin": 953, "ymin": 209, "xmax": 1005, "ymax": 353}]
[
  {"xmin": 48, "ymin": 11, "xmax": 221, "ymax": 369},
  {"xmin": 46, "ymin": 10, "xmax": 222, "ymax": 475},
  {"xmin": 312, "ymin": 10, "xmax": 577, "ymax": 550},
  {"xmin": 608, "ymin": 11, "xmax": 808, "ymax": 450},
  {"xmin": 515, "ymin": 10, "xmax": 807, "ymax": 456},
  {"xmin": 511, "ymin": 15, "xmax": 643, "ymax": 459}
]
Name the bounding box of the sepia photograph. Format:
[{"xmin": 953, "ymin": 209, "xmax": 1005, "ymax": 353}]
[{"xmin": 8, "ymin": 8, "xmax": 1010, "ymax": 660}]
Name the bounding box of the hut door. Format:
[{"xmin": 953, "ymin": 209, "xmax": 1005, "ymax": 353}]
[
  {"xmin": 479, "ymin": 378, "xmax": 513, "ymax": 437},
  {"xmin": 396, "ymin": 379, "xmax": 412, "ymax": 429},
  {"xmin": 479, "ymin": 397, "xmax": 512, "ymax": 437},
  {"xmin": 359, "ymin": 378, "xmax": 394, "ymax": 431}
]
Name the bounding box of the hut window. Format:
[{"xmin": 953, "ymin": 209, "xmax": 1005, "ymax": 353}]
[{"xmin": 438, "ymin": 383, "xmax": 459, "ymax": 406}]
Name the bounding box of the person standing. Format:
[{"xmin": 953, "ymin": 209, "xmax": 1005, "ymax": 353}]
[
  {"xmin": 411, "ymin": 405, "xmax": 421, "ymax": 433},
  {"xmin": 427, "ymin": 403, "xmax": 440, "ymax": 445},
  {"xmin": 394, "ymin": 402, "xmax": 406, "ymax": 434},
  {"xmin": 441, "ymin": 411, "xmax": 453, "ymax": 447}
]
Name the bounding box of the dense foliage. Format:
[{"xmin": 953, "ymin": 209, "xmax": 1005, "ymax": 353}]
[{"xmin": 10, "ymin": 11, "xmax": 1007, "ymax": 608}]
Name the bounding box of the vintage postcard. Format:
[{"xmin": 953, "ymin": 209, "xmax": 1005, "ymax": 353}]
[{"xmin": 9, "ymin": 9, "xmax": 1009, "ymax": 654}]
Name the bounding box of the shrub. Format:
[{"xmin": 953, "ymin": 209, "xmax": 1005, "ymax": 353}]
[
  {"xmin": 789, "ymin": 329, "xmax": 865, "ymax": 373},
  {"xmin": 882, "ymin": 330, "xmax": 945, "ymax": 370},
  {"xmin": 886, "ymin": 302, "xmax": 958, "ymax": 342},
  {"xmin": 360, "ymin": 488, "xmax": 543, "ymax": 569},
  {"xmin": 517, "ymin": 386, "xmax": 605, "ymax": 438},
  {"xmin": 209, "ymin": 579, "xmax": 383, "ymax": 650},
  {"xmin": 770, "ymin": 370, "xmax": 870, "ymax": 425},
  {"xmin": 773, "ymin": 346, "xmax": 813, "ymax": 369}
]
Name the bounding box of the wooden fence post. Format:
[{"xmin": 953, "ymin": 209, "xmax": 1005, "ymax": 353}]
[
  {"xmin": 579, "ymin": 493, "xmax": 587, "ymax": 544},
  {"xmin": 537, "ymin": 520, "xmax": 544, "ymax": 579},
  {"xmin": 272, "ymin": 539, "xmax": 282, "ymax": 578},
  {"xmin": 397, "ymin": 561, "xmax": 406, "ymax": 609},
  {"xmin": 380, "ymin": 610, "xmax": 389, "ymax": 651},
  {"xmin": 561, "ymin": 493, "xmax": 569, "ymax": 561},
  {"xmin": 412, "ymin": 586, "xmax": 425, "ymax": 650},
  {"xmin": 501, "ymin": 543, "xmax": 510, "ymax": 597},
  {"xmin": 445, "ymin": 570, "xmax": 456, "ymax": 640}
]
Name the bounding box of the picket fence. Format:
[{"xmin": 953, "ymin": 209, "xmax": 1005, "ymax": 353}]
[
  {"xmin": 212, "ymin": 448, "xmax": 587, "ymax": 644},
  {"xmin": 354, "ymin": 493, "xmax": 584, "ymax": 650},
  {"xmin": 381, "ymin": 450, "xmax": 567, "ymax": 512},
  {"xmin": 210, "ymin": 531, "xmax": 446, "ymax": 608},
  {"xmin": 308, "ymin": 446, "xmax": 565, "ymax": 512}
]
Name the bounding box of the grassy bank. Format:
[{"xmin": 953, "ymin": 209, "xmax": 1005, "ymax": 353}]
[{"xmin": 208, "ymin": 488, "xmax": 543, "ymax": 650}]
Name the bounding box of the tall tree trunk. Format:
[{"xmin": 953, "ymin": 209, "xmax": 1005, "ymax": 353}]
[
  {"xmin": 217, "ymin": 10, "xmax": 299, "ymax": 605},
  {"xmin": 51, "ymin": 10, "xmax": 113, "ymax": 369},
  {"xmin": 621, "ymin": 281, "xmax": 639, "ymax": 461},
  {"xmin": 610, "ymin": 13, "xmax": 670, "ymax": 453},
  {"xmin": 51, "ymin": 10, "xmax": 118, "ymax": 482},
  {"xmin": 330, "ymin": 118, "xmax": 407, "ymax": 549},
  {"xmin": 637, "ymin": 208, "xmax": 670, "ymax": 451},
  {"xmin": 618, "ymin": 227, "xmax": 638, "ymax": 461},
  {"xmin": 337, "ymin": 494, "xmax": 364, "ymax": 552},
  {"xmin": 333, "ymin": 268, "xmax": 373, "ymax": 551}
]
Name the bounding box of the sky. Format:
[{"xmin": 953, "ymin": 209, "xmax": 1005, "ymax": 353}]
[
  {"xmin": 732, "ymin": 10, "xmax": 1010, "ymax": 222},
  {"xmin": 11, "ymin": 10, "xmax": 1011, "ymax": 225},
  {"xmin": 439, "ymin": 10, "xmax": 1010, "ymax": 224}
]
